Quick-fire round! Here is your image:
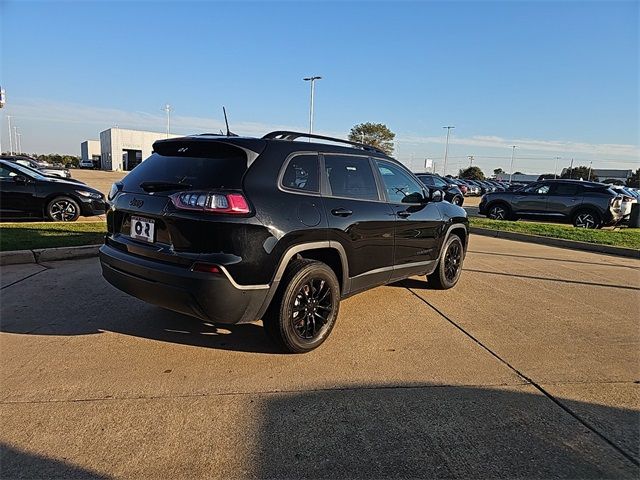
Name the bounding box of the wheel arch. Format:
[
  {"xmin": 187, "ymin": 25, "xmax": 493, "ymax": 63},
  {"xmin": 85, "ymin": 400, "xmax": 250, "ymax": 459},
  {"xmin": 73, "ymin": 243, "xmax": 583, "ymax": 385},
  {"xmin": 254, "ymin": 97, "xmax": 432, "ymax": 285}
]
[{"xmin": 255, "ymin": 241, "xmax": 349, "ymax": 319}]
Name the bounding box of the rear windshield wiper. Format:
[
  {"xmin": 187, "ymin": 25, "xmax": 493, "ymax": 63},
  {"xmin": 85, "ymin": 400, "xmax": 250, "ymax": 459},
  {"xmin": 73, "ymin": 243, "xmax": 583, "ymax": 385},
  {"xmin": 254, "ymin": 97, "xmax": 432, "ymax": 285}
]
[{"xmin": 139, "ymin": 181, "xmax": 192, "ymax": 192}]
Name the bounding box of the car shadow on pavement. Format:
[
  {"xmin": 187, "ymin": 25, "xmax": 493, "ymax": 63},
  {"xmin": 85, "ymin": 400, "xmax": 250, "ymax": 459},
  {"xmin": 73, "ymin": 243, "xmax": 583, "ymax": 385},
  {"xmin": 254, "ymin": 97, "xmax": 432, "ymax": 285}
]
[
  {"xmin": 252, "ymin": 384, "xmax": 639, "ymax": 479},
  {"xmin": 1, "ymin": 384, "xmax": 638, "ymax": 478},
  {"xmin": 389, "ymin": 278, "xmax": 431, "ymax": 290},
  {"xmin": 0, "ymin": 293, "xmax": 281, "ymax": 354},
  {"xmin": 0, "ymin": 443, "xmax": 109, "ymax": 479}
]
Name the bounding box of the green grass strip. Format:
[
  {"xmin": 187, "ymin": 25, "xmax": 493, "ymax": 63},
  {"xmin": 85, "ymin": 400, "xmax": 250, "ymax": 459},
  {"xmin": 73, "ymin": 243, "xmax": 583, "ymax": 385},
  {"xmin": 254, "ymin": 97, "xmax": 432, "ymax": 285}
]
[
  {"xmin": 470, "ymin": 217, "xmax": 640, "ymax": 250},
  {"xmin": 0, "ymin": 222, "xmax": 107, "ymax": 252}
]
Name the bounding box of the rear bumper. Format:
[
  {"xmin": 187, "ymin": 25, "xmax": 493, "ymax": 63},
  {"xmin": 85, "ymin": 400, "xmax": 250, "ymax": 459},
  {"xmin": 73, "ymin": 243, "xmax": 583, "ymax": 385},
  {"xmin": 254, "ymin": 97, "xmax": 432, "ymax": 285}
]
[{"xmin": 99, "ymin": 244, "xmax": 269, "ymax": 324}]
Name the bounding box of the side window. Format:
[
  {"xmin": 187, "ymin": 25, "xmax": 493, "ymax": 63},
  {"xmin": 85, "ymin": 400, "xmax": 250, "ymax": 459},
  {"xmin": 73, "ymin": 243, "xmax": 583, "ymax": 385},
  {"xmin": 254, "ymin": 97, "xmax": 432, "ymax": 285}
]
[
  {"xmin": 281, "ymin": 154, "xmax": 319, "ymax": 193},
  {"xmin": 324, "ymin": 155, "xmax": 379, "ymax": 201},
  {"xmin": 375, "ymin": 161, "xmax": 425, "ymax": 204},
  {"xmin": 550, "ymin": 183, "xmax": 579, "ymax": 195},
  {"xmin": 0, "ymin": 166, "xmax": 16, "ymax": 179},
  {"xmin": 432, "ymin": 177, "xmax": 449, "ymax": 188},
  {"xmin": 524, "ymin": 183, "xmax": 550, "ymax": 194},
  {"xmin": 418, "ymin": 175, "xmax": 435, "ymax": 186}
]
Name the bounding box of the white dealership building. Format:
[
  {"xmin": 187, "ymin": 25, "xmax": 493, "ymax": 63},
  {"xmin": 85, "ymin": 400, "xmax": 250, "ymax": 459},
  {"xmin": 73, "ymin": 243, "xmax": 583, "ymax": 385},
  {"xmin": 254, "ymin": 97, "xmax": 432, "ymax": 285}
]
[{"xmin": 81, "ymin": 128, "xmax": 182, "ymax": 171}]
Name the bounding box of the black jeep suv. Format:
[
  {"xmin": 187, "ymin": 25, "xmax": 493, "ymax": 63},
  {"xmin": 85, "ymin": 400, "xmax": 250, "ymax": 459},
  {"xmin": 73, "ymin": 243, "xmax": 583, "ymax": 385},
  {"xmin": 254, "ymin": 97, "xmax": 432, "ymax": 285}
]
[
  {"xmin": 100, "ymin": 131, "xmax": 468, "ymax": 353},
  {"xmin": 478, "ymin": 179, "xmax": 624, "ymax": 228}
]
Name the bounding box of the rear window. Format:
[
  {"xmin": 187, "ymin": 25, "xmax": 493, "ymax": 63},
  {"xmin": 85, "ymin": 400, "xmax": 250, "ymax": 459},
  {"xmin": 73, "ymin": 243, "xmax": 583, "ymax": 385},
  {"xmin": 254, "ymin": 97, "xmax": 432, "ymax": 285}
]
[{"xmin": 122, "ymin": 142, "xmax": 247, "ymax": 192}]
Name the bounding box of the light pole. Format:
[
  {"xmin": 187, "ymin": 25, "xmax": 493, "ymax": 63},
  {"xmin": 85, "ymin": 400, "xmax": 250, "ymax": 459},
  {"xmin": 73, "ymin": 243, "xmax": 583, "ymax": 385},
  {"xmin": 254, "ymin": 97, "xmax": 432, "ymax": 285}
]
[
  {"xmin": 508, "ymin": 145, "xmax": 517, "ymax": 183},
  {"xmin": 16, "ymin": 132, "xmax": 22, "ymax": 154},
  {"xmin": 162, "ymin": 104, "xmax": 172, "ymax": 138},
  {"xmin": 7, "ymin": 115, "xmax": 13, "ymax": 155},
  {"xmin": 554, "ymin": 156, "xmax": 560, "ymax": 179},
  {"xmin": 442, "ymin": 126, "xmax": 455, "ymax": 176},
  {"xmin": 568, "ymin": 158, "xmax": 574, "ymax": 179},
  {"xmin": 587, "ymin": 161, "xmax": 593, "ymax": 181},
  {"xmin": 13, "ymin": 126, "xmax": 18, "ymax": 154},
  {"xmin": 303, "ymin": 76, "xmax": 322, "ymax": 137}
]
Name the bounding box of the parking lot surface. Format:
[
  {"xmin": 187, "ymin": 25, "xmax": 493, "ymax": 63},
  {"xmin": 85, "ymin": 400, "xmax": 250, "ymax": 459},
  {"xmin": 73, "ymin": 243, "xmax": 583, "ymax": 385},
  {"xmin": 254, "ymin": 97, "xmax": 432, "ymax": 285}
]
[{"xmin": 1, "ymin": 236, "xmax": 638, "ymax": 478}]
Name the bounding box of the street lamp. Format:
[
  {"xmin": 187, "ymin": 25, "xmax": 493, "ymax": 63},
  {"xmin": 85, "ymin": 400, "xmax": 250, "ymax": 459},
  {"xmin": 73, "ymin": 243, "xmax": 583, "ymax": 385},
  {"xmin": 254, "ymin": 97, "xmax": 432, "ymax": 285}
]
[
  {"xmin": 7, "ymin": 115, "xmax": 13, "ymax": 155},
  {"xmin": 442, "ymin": 126, "xmax": 455, "ymax": 176},
  {"xmin": 509, "ymin": 145, "xmax": 517, "ymax": 183},
  {"xmin": 554, "ymin": 156, "xmax": 561, "ymax": 179},
  {"xmin": 303, "ymin": 76, "xmax": 322, "ymax": 136},
  {"xmin": 162, "ymin": 104, "xmax": 172, "ymax": 138}
]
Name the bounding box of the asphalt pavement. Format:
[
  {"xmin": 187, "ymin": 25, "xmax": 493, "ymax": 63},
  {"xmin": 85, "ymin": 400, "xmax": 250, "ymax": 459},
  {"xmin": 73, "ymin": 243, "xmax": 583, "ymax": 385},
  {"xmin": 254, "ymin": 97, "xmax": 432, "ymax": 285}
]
[{"xmin": 1, "ymin": 235, "xmax": 638, "ymax": 478}]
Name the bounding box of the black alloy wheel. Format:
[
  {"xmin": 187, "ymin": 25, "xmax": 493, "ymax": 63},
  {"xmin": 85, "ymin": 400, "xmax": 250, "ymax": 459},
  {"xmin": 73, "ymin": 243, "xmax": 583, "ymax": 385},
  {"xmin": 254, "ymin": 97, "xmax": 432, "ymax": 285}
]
[
  {"xmin": 264, "ymin": 259, "xmax": 340, "ymax": 353},
  {"xmin": 444, "ymin": 239, "xmax": 463, "ymax": 283},
  {"xmin": 428, "ymin": 235, "xmax": 465, "ymax": 289},
  {"xmin": 291, "ymin": 278, "xmax": 333, "ymax": 340},
  {"xmin": 47, "ymin": 197, "xmax": 80, "ymax": 222}
]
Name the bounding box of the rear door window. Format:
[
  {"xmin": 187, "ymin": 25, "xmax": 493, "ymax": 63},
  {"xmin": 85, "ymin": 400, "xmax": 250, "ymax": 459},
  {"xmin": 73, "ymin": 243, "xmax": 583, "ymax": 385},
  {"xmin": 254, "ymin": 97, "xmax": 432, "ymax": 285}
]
[
  {"xmin": 281, "ymin": 154, "xmax": 319, "ymax": 193},
  {"xmin": 549, "ymin": 183, "xmax": 580, "ymax": 195},
  {"xmin": 324, "ymin": 155, "xmax": 379, "ymax": 201}
]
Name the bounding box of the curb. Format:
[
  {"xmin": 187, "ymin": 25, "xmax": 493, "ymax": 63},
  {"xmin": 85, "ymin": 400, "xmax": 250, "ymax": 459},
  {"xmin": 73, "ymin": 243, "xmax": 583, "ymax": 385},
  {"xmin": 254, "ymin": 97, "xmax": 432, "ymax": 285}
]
[
  {"xmin": 0, "ymin": 244, "xmax": 101, "ymax": 266},
  {"xmin": 470, "ymin": 227, "xmax": 640, "ymax": 259}
]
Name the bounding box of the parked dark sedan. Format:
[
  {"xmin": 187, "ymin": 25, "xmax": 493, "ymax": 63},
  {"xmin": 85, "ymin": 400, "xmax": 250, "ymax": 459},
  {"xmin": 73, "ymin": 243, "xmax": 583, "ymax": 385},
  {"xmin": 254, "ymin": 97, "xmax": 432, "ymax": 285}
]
[
  {"xmin": 0, "ymin": 160, "xmax": 106, "ymax": 221},
  {"xmin": 479, "ymin": 179, "xmax": 624, "ymax": 228},
  {"xmin": 415, "ymin": 173, "xmax": 465, "ymax": 206},
  {"xmin": 1, "ymin": 155, "xmax": 72, "ymax": 179}
]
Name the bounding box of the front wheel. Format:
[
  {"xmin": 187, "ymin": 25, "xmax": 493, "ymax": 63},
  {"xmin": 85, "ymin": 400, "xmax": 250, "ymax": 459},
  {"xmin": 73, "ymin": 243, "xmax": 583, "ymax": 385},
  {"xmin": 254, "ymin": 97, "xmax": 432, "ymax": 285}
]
[
  {"xmin": 451, "ymin": 195, "xmax": 464, "ymax": 206},
  {"xmin": 428, "ymin": 235, "xmax": 465, "ymax": 290},
  {"xmin": 47, "ymin": 196, "xmax": 80, "ymax": 222},
  {"xmin": 263, "ymin": 259, "xmax": 340, "ymax": 353}
]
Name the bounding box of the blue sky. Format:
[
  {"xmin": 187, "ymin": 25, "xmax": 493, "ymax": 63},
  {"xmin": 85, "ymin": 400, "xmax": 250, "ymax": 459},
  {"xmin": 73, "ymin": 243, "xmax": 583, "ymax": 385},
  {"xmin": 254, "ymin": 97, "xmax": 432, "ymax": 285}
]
[{"xmin": 1, "ymin": 0, "xmax": 638, "ymax": 175}]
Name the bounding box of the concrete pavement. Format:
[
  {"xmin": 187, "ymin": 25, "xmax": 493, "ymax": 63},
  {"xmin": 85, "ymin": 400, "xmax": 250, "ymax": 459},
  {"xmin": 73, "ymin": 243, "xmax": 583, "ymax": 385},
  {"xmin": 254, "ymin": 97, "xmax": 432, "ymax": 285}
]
[{"xmin": 1, "ymin": 236, "xmax": 638, "ymax": 478}]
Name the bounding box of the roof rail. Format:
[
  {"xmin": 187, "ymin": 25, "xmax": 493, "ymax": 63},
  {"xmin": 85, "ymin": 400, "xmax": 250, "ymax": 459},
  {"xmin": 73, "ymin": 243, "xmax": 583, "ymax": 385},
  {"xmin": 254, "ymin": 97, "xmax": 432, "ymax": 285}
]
[{"xmin": 262, "ymin": 131, "xmax": 388, "ymax": 155}]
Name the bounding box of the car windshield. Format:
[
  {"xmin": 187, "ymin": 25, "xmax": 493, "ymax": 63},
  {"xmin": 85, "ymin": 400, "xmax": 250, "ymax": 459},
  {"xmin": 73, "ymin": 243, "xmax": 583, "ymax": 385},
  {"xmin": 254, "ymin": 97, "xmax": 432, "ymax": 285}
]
[{"xmin": 3, "ymin": 161, "xmax": 48, "ymax": 181}]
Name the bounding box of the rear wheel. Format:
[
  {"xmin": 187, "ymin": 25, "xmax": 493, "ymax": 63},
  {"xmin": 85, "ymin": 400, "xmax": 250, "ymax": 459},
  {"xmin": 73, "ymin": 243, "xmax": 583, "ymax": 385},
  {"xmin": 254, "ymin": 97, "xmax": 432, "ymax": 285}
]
[
  {"xmin": 573, "ymin": 209, "xmax": 602, "ymax": 229},
  {"xmin": 428, "ymin": 235, "xmax": 465, "ymax": 290},
  {"xmin": 451, "ymin": 195, "xmax": 464, "ymax": 206},
  {"xmin": 263, "ymin": 259, "xmax": 340, "ymax": 353},
  {"xmin": 487, "ymin": 203, "xmax": 511, "ymax": 221},
  {"xmin": 46, "ymin": 196, "xmax": 80, "ymax": 222}
]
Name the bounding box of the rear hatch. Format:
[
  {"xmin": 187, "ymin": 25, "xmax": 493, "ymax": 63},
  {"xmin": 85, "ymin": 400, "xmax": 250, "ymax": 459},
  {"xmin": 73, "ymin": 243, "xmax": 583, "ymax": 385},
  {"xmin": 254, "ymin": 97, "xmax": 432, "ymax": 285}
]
[{"xmin": 107, "ymin": 139, "xmax": 263, "ymax": 266}]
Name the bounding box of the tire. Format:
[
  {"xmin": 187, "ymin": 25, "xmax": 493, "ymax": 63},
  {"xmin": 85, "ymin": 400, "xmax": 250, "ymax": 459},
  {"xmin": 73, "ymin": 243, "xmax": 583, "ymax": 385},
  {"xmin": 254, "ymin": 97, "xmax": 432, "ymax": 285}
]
[
  {"xmin": 46, "ymin": 196, "xmax": 80, "ymax": 222},
  {"xmin": 451, "ymin": 195, "xmax": 464, "ymax": 206},
  {"xmin": 428, "ymin": 235, "xmax": 465, "ymax": 290},
  {"xmin": 573, "ymin": 209, "xmax": 602, "ymax": 229},
  {"xmin": 263, "ymin": 258, "xmax": 340, "ymax": 353},
  {"xmin": 487, "ymin": 202, "xmax": 511, "ymax": 221}
]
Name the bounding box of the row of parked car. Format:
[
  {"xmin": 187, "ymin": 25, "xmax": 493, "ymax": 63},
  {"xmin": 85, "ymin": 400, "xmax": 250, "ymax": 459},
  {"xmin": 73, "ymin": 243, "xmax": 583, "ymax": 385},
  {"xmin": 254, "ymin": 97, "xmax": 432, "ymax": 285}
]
[
  {"xmin": 412, "ymin": 172, "xmax": 638, "ymax": 229},
  {"xmin": 479, "ymin": 179, "xmax": 638, "ymax": 228}
]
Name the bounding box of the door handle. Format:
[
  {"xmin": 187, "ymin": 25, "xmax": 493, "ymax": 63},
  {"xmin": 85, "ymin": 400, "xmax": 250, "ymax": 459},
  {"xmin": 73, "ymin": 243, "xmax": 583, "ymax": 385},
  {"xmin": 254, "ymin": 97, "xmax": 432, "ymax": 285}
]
[
  {"xmin": 397, "ymin": 210, "xmax": 411, "ymax": 218},
  {"xmin": 331, "ymin": 208, "xmax": 353, "ymax": 217}
]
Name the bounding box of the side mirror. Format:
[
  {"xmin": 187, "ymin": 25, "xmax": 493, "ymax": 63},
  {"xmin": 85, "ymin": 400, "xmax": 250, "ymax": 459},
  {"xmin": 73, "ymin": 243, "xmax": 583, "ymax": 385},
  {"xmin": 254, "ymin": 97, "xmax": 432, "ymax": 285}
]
[
  {"xmin": 431, "ymin": 189, "xmax": 444, "ymax": 202},
  {"xmin": 13, "ymin": 175, "xmax": 28, "ymax": 184}
]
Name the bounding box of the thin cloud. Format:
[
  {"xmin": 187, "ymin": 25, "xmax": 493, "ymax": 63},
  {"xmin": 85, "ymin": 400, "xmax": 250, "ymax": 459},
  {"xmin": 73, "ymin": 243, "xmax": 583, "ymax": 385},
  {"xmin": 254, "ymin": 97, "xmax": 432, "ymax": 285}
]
[{"xmin": 3, "ymin": 99, "xmax": 639, "ymax": 169}]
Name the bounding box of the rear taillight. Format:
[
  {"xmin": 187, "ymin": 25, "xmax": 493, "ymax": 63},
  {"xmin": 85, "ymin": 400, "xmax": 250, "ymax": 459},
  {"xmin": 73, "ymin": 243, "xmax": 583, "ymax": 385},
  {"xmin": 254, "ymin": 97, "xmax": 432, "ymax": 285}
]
[
  {"xmin": 191, "ymin": 262, "xmax": 221, "ymax": 274},
  {"xmin": 169, "ymin": 191, "xmax": 250, "ymax": 215}
]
